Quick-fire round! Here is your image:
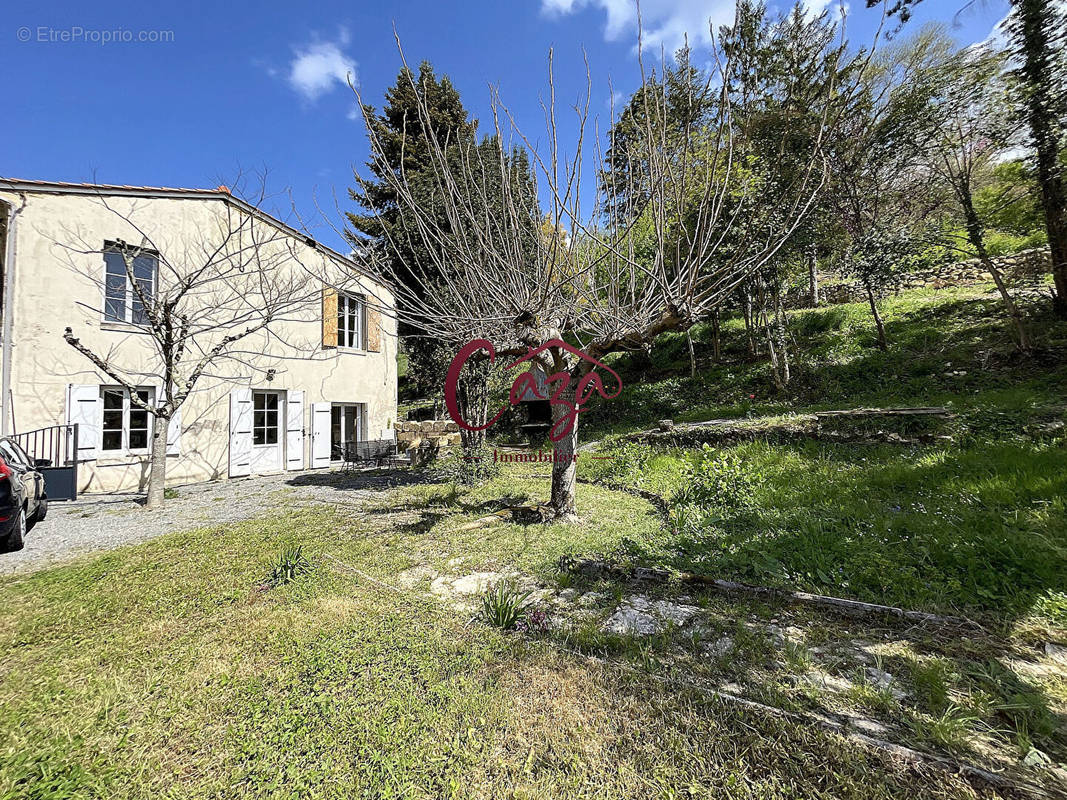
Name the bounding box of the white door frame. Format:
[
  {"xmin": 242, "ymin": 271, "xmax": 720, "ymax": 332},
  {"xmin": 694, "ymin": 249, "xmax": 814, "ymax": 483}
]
[
  {"xmin": 330, "ymin": 402, "xmax": 366, "ymax": 462},
  {"xmin": 250, "ymin": 389, "xmax": 284, "ymax": 474}
]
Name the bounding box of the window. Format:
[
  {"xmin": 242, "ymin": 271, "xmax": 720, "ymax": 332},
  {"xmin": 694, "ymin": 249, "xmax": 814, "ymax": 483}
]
[
  {"xmin": 337, "ymin": 293, "xmax": 365, "ymax": 349},
  {"xmin": 100, "ymin": 387, "xmax": 153, "ymax": 452},
  {"xmin": 330, "ymin": 403, "xmax": 364, "ymax": 461},
  {"xmin": 104, "ymin": 242, "xmax": 157, "ymax": 324},
  {"xmin": 253, "ymin": 392, "xmax": 280, "ymax": 446}
]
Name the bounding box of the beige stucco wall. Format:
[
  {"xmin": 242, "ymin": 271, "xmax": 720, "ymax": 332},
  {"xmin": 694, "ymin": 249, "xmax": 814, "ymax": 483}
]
[{"xmin": 0, "ymin": 189, "xmax": 397, "ymax": 493}]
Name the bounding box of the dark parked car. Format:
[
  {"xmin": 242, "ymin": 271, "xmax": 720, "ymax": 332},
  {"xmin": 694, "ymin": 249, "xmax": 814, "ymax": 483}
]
[{"xmin": 0, "ymin": 437, "xmax": 48, "ymax": 552}]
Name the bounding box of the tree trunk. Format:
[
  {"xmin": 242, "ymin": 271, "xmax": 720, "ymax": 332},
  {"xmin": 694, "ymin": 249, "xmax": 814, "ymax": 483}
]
[
  {"xmin": 742, "ymin": 286, "xmax": 756, "ymax": 357},
  {"xmin": 686, "ymin": 329, "xmax": 696, "ymax": 378},
  {"xmin": 146, "ymin": 415, "xmax": 169, "ymax": 509},
  {"xmin": 864, "ymin": 281, "xmax": 888, "ymax": 351},
  {"xmin": 807, "ymin": 246, "xmax": 820, "ymax": 307},
  {"xmin": 549, "ymin": 391, "xmax": 579, "ymax": 521},
  {"xmin": 960, "ymin": 186, "xmax": 1031, "ymax": 352},
  {"xmin": 711, "ymin": 310, "xmax": 721, "ymax": 362},
  {"xmin": 774, "ymin": 289, "xmax": 791, "ymax": 385},
  {"xmin": 456, "ymin": 356, "xmax": 490, "ymax": 452},
  {"xmin": 1015, "ymin": 0, "xmax": 1067, "ymax": 316}
]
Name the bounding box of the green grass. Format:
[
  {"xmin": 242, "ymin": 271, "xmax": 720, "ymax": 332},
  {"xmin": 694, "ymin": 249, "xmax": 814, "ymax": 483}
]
[
  {"xmin": 582, "ymin": 437, "xmax": 1067, "ymax": 619},
  {"xmin": 573, "ymin": 283, "xmax": 1067, "ymax": 624},
  {"xmin": 0, "ymin": 495, "xmax": 998, "ymax": 799}
]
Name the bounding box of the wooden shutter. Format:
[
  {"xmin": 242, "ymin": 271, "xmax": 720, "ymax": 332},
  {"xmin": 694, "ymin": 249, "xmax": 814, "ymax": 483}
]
[
  {"xmin": 166, "ymin": 407, "xmax": 182, "ymax": 456},
  {"xmin": 285, "ymin": 391, "xmax": 305, "ymax": 471},
  {"xmin": 66, "ymin": 385, "xmax": 100, "ymax": 461},
  {"xmin": 366, "ymin": 303, "xmax": 382, "ymax": 352},
  {"xmin": 322, "ymin": 288, "xmax": 338, "ymax": 348},
  {"xmin": 228, "ymin": 389, "xmax": 253, "ymax": 477},
  {"xmin": 310, "ymin": 403, "xmax": 332, "ymax": 468}
]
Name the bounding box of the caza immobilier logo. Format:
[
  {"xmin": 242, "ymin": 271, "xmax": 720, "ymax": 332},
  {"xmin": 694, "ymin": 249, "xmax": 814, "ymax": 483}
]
[{"xmin": 443, "ymin": 338, "xmax": 623, "ymax": 461}]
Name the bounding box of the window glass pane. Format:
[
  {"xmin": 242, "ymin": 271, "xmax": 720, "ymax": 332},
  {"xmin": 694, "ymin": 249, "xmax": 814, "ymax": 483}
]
[
  {"xmin": 266, "ymin": 427, "xmax": 278, "ymax": 445},
  {"xmin": 103, "ymin": 389, "xmax": 123, "ymax": 409},
  {"xmin": 131, "ymin": 256, "xmax": 154, "ymax": 325},
  {"xmin": 254, "ymin": 393, "xmax": 266, "ymax": 410},
  {"xmin": 103, "ymin": 251, "xmax": 127, "ymax": 321},
  {"xmin": 253, "ymin": 428, "xmax": 265, "ymax": 446},
  {"xmin": 129, "ymin": 430, "xmax": 148, "ymax": 449},
  {"xmin": 265, "ymin": 394, "xmax": 278, "ymax": 410},
  {"xmin": 254, "ymin": 409, "xmax": 265, "ymax": 430},
  {"xmin": 331, "ymin": 406, "xmax": 342, "ymax": 459},
  {"xmin": 0, "ymin": 441, "xmax": 24, "ymax": 466},
  {"xmin": 102, "ymin": 430, "xmax": 122, "ymax": 450},
  {"xmin": 9, "ymin": 441, "xmax": 33, "ymax": 466},
  {"xmin": 129, "ymin": 408, "xmax": 148, "ymax": 432}
]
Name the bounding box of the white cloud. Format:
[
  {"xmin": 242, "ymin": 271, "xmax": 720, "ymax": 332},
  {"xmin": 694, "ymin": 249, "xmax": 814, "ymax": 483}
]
[
  {"xmin": 541, "ymin": 0, "xmax": 736, "ymax": 53},
  {"xmin": 287, "ymin": 31, "xmax": 357, "ymax": 101},
  {"xmin": 802, "ymin": 0, "xmax": 833, "ymax": 15}
]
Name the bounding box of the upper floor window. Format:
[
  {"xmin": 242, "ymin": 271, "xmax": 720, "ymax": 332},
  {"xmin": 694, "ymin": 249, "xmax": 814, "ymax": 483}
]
[
  {"xmin": 104, "ymin": 242, "xmax": 157, "ymax": 325},
  {"xmin": 338, "ymin": 292, "xmax": 366, "ymax": 349}
]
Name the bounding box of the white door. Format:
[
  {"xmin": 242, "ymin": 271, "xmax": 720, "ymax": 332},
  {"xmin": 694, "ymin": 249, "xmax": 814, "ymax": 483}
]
[{"xmin": 250, "ymin": 390, "xmax": 283, "ymax": 473}]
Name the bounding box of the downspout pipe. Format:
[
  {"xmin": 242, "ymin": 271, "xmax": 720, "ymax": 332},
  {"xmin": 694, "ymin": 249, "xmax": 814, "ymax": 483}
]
[{"xmin": 1, "ymin": 195, "xmax": 26, "ymax": 436}]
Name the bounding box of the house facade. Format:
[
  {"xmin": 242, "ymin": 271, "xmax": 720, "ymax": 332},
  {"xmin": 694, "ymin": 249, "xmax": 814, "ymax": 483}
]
[{"xmin": 0, "ymin": 179, "xmax": 398, "ymax": 494}]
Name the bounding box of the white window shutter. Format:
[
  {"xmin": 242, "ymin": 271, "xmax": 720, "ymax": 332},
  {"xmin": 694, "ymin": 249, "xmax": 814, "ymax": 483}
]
[
  {"xmin": 311, "ymin": 403, "xmax": 331, "ymax": 468},
  {"xmin": 166, "ymin": 408, "xmax": 182, "ymax": 456},
  {"xmin": 66, "ymin": 384, "xmax": 100, "ymax": 461},
  {"xmin": 228, "ymin": 389, "xmax": 253, "ymax": 477},
  {"xmin": 285, "ymin": 391, "xmax": 304, "ymax": 471}
]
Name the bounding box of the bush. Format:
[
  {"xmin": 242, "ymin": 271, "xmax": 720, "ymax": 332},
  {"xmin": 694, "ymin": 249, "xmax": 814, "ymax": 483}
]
[
  {"xmin": 267, "ymin": 545, "xmax": 312, "ymax": 588},
  {"xmin": 600, "ymin": 441, "xmax": 651, "ymax": 486},
  {"xmin": 671, "ymin": 446, "xmax": 762, "ymax": 518},
  {"xmin": 431, "ymin": 443, "xmax": 500, "ymax": 486}
]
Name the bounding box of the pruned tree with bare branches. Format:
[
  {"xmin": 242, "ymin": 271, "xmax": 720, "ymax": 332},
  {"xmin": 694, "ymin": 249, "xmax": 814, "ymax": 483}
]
[
  {"xmin": 58, "ymin": 176, "xmax": 358, "ymax": 508},
  {"xmin": 349, "ymin": 7, "xmax": 873, "ymax": 519}
]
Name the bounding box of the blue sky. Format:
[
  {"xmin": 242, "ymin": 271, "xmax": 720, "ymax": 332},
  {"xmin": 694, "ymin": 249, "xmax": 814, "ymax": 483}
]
[{"xmin": 5, "ymin": 0, "xmax": 1008, "ymax": 253}]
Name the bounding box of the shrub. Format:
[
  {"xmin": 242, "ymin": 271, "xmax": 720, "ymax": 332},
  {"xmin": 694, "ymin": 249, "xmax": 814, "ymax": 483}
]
[
  {"xmin": 671, "ymin": 445, "xmax": 762, "ymax": 517},
  {"xmin": 431, "ymin": 443, "xmax": 500, "ymax": 486},
  {"xmin": 479, "ymin": 581, "xmax": 532, "ymax": 630},
  {"xmin": 267, "ymin": 545, "xmax": 312, "ymax": 588},
  {"xmin": 602, "ymin": 441, "xmax": 651, "ymax": 485}
]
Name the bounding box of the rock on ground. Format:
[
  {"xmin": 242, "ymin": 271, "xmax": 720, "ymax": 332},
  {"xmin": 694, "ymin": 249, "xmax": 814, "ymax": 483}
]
[{"xmin": 602, "ymin": 595, "xmax": 702, "ymax": 636}]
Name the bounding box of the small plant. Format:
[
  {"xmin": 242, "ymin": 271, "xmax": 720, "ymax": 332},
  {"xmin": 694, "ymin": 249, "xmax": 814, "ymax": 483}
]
[
  {"xmin": 267, "ymin": 545, "xmax": 312, "ymax": 588},
  {"xmin": 432, "ymin": 443, "xmax": 499, "ymax": 486},
  {"xmin": 479, "ymin": 581, "xmax": 532, "ymax": 630},
  {"xmin": 783, "ymin": 639, "xmax": 813, "ymax": 671},
  {"xmin": 908, "ymin": 705, "xmax": 981, "ymax": 753},
  {"xmin": 163, "ymin": 488, "xmax": 179, "ymax": 500}
]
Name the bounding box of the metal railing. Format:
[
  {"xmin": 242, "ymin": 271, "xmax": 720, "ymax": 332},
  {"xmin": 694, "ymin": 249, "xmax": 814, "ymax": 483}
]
[{"xmin": 11, "ymin": 424, "xmax": 79, "ymax": 467}]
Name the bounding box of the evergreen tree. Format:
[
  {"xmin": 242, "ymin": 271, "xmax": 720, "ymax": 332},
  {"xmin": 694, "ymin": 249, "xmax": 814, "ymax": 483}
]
[{"xmin": 1004, "ymin": 0, "xmax": 1067, "ymax": 314}]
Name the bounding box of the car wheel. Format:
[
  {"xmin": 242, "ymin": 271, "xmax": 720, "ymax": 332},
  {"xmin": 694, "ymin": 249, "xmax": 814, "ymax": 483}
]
[{"xmin": 3, "ymin": 507, "xmax": 26, "ymax": 552}]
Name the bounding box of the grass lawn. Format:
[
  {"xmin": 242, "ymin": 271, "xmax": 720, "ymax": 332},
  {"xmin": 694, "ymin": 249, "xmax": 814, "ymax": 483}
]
[{"xmin": 2, "ymin": 473, "xmax": 1046, "ymax": 800}]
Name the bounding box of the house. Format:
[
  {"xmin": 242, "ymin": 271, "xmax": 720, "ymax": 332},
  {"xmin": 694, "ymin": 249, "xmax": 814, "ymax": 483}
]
[{"xmin": 0, "ymin": 178, "xmax": 398, "ymax": 494}]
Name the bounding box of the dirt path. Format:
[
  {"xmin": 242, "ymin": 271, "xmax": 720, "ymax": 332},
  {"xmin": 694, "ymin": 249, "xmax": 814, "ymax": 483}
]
[{"xmin": 0, "ymin": 469, "xmax": 424, "ymax": 576}]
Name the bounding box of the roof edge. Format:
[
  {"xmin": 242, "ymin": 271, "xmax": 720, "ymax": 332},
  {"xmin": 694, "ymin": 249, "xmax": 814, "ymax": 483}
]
[{"xmin": 0, "ymin": 177, "xmax": 367, "ymax": 280}]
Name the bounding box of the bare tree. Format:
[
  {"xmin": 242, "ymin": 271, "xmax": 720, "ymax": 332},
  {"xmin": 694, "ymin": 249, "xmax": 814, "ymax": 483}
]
[
  {"xmin": 58, "ymin": 177, "xmax": 357, "ymax": 508},
  {"xmin": 925, "ymin": 46, "xmax": 1032, "ymax": 352},
  {"xmin": 350, "ymin": 11, "xmax": 867, "ymax": 519}
]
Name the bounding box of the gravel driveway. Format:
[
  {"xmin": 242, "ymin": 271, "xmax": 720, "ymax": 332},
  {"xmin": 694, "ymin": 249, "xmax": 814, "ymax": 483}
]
[{"xmin": 0, "ymin": 469, "xmax": 425, "ymax": 576}]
